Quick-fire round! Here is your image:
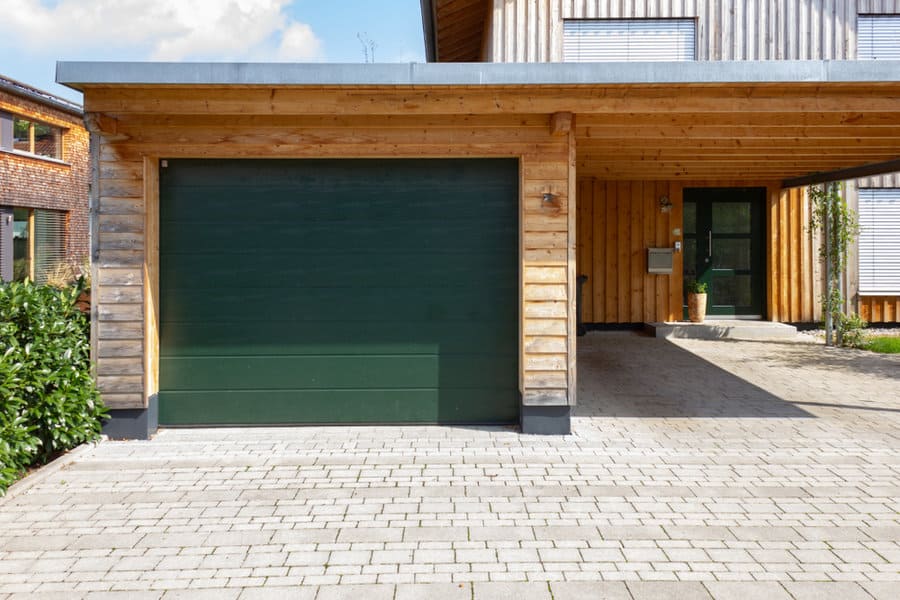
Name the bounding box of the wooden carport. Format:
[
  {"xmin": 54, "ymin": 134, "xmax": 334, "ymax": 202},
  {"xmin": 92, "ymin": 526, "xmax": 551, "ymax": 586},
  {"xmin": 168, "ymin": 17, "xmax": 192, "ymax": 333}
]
[{"xmin": 57, "ymin": 61, "xmax": 900, "ymax": 438}]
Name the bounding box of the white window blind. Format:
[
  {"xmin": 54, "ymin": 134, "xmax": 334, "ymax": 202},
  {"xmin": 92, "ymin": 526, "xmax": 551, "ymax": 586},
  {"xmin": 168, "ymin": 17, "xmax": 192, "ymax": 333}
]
[
  {"xmin": 858, "ymin": 189, "xmax": 900, "ymax": 295},
  {"xmin": 563, "ymin": 19, "xmax": 696, "ymax": 62},
  {"xmin": 33, "ymin": 209, "xmax": 67, "ymax": 285},
  {"xmin": 858, "ymin": 15, "xmax": 900, "ymax": 60}
]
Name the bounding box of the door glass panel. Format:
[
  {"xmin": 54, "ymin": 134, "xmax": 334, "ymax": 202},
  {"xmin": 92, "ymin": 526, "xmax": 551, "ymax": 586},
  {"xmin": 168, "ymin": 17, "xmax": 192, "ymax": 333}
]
[
  {"xmin": 683, "ymin": 201, "xmax": 696, "ymax": 234},
  {"xmin": 712, "ymin": 238, "xmax": 751, "ymax": 270},
  {"xmin": 712, "ymin": 202, "xmax": 751, "ymax": 233},
  {"xmin": 712, "ymin": 274, "xmax": 752, "ymax": 307},
  {"xmin": 684, "ymin": 238, "xmax": 697, "ymax": 276}
]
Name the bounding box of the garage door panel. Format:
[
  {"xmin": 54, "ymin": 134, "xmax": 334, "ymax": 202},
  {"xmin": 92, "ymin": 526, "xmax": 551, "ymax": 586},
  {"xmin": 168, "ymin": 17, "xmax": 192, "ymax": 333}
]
[
  {"xmin": 159, "ymin": 388, "xmax": 520, "ymax": 425},
  {"xmin": 159, "ymin": 320, "xmax": 516, "ymax": 357},
  {"xmin": 159, "ymin": 158, "xmax": 518, "ymax": 425},
  {"xmin": 161, "ymin": 254, "xmax": 514, "ymax": 290},
  {"xmin": 162, "ymin": 214, "xmax": 514, "ymax": 242},
  {"xmin": 160, "ymin": 286, "xmax": 515, "ymax": 323},
  {"xmin": 160, "ymin": 355, "xmax": 516, "ymax": 391}
]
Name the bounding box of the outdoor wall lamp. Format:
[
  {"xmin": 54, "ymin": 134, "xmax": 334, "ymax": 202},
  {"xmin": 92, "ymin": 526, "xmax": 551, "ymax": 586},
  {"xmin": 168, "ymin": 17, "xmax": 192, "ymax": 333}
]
[
  {"xmin": 542, "ymin": 188, "xmax": 560, "ymax": 210},
  {"xmin": 659, "ymin": 195, "xmax": 673, "ymax": 213}
]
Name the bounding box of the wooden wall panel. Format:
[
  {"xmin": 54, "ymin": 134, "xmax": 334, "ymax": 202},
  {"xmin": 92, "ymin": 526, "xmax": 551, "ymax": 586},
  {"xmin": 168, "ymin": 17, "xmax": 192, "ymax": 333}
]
[
  {"xmin": 767, "ymin": 186, "xmax": 821, "ymax": 323},
  {"xmin": 576, "ymin": 179, "xmax": 680, "ymax": 323},
  {"xmin": 578, "ymin": 179, "xmax": 832, "ymax": 325},
  {"xmin": 87, "ymin": 104, "xmax": 576, "ymax": 410},
  {"xmin": 860, "ymin": 297, "xmax": 900, "ymax": 323}
]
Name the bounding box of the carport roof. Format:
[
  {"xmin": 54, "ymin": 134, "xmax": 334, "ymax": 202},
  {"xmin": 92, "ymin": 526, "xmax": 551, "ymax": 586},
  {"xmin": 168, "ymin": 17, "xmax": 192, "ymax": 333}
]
[
  {"xmin": 56, "ymin": 60, "xmax": 900, "ymax": 87},
  {"xmin": 57, "ymin": 61, "xmax": 900, "ymax": 182}
]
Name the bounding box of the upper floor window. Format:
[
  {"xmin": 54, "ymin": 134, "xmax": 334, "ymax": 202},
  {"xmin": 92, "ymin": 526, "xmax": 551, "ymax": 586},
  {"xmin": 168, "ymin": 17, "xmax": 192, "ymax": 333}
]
[
  {"xmin": 563, "ymin": 19, "xmax": 696, "ymax": 62},
  {"xmin": 858, "ymin": 15, "xmax": 900, "ymax": 60},
  {"xmin": 858, "ymin": 189, "xmax": 900, "ymax": 295},
  {"xmin": 0, "ymin": 112, "xmax": 63, "ymax": 160}
]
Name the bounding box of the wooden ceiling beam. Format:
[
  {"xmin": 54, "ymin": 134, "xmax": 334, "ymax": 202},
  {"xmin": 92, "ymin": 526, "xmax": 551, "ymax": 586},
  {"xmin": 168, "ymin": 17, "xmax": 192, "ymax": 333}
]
[{"xmin": 84, "ymin": 87, "xmax": 900, "ymax": 116}]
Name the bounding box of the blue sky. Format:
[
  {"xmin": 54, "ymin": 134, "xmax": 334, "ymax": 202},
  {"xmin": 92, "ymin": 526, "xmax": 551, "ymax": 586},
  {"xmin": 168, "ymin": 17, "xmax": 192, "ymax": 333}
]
[{"xmin": 0, "ymin": 0, "xmax": 426, "ymax": 103}]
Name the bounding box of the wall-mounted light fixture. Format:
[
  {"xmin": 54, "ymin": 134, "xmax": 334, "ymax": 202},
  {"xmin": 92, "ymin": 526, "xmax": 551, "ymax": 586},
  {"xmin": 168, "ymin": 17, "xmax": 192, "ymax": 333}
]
[
  {"xmin": 542, "ymin": 188, "xmax": 560, "ymax": 210},
  {"xmin": 659, "ymin": 195, "xmax": 673, "ymax": 213}
]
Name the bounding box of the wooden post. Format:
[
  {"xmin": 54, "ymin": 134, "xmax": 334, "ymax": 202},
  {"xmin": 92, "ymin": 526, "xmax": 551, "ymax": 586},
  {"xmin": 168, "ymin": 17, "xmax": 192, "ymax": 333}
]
[
  {"xmin": 824, "ymin": 184, "xmax": 833, "ymax": 346},
  {"xmin": 833, "ymin": 182, "xmax": 843, "ymax": 347}
]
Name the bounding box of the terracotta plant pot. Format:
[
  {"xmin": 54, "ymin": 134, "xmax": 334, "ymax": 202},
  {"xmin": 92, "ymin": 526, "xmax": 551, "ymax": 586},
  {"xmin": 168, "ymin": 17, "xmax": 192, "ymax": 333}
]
[{"xmin": 687, "ymin": 292, "xmax": 707, "ymax": 323}]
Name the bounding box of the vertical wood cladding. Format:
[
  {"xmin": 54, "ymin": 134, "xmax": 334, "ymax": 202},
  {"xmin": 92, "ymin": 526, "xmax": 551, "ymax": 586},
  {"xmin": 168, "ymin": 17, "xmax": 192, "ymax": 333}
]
[
  {"xmin": 488, "ymin": 0, "xmax": 900, "ymax": 62},
  {"xmin": 0, "ymin": 90, "xmax": 90, "ymax": 264},
  {"xmin": 576, "ymin": 179, "xmax": 682, "ymax": 323},
  {"xmin": 767, "ymin": 186, "xmax": 821, "ymax": 324}
]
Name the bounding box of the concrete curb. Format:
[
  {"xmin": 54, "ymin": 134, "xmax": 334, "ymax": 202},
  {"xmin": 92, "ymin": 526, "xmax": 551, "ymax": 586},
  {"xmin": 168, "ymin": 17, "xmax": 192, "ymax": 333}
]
[{"xmin": 0, "ymin": 438, "xmax": 103, "ymax": 505}]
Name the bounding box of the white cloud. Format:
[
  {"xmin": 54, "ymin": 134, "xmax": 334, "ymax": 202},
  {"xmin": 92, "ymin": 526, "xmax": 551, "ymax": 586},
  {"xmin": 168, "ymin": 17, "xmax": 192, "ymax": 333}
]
[
  {"xmin": 0, "ymin": 0, "xmax": 321, "ymax": 61},
  {"xmin": 276, "ymin": 22, "xmax": 320, "ymax": 61}
]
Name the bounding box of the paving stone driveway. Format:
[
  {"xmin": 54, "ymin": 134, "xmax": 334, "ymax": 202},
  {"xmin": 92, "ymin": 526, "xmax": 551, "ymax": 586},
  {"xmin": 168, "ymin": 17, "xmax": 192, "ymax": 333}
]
[{"xmin": 1, "ymin": 332, "xmax": 898, "ymax": 599}]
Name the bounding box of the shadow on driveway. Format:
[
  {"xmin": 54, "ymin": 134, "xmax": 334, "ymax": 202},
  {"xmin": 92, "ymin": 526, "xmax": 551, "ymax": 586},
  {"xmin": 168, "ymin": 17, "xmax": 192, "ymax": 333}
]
[{"xmin": 576, "ymin": 331, "xmax": 814, "ymax": 419}]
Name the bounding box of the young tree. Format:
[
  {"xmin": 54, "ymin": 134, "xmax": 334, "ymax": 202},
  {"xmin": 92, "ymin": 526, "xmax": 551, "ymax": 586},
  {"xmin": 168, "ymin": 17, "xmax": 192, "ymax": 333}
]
[{"xmin": 808, "ymin": 182, "xmax": 860, "ymax": 346}]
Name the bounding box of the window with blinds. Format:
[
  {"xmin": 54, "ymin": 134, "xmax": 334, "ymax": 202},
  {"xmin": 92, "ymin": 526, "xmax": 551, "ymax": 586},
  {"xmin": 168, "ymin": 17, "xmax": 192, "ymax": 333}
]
[
  {"xmin": 33, "ymin": 209, "xmax": 67, "ymax": 285},
  {"xmin": 858, "ymin": 15, "xmax": 900, "ymax": 60},
  {"xmin": 563, "ymin": 19, "xmax": 696, "ymax": 62},
  {"xmin": 0, "ymin": 207, "xmax": 12, "ymax": 282},
  {"xmin": 858, "ymin": 189, "xmax": 900, "ymax": 295}
]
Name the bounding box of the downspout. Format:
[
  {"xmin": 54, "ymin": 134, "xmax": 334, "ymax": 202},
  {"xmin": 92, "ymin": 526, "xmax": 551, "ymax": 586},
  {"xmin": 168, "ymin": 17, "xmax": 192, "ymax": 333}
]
[{"xmin": 420, "ymin": 0, "xmax": 437, "ymax": 62}]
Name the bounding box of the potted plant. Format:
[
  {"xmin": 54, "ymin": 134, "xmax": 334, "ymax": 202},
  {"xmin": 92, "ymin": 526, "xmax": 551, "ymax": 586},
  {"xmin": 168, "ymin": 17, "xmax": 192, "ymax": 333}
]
[{"xmin": 686, "ymin": 280, "xmax": 708, "ymax": 323}]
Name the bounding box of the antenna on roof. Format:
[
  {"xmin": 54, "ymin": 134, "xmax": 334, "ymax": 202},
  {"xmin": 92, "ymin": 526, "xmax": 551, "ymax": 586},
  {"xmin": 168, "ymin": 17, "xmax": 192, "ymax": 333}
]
[{"xmin": 357, "ymin": 32, "xmax": 377, "ymax": 63}]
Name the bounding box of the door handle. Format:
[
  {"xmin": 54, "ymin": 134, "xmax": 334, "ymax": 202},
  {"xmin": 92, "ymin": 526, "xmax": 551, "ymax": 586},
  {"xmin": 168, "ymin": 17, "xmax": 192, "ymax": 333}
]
[{"xmin": 708, "ymin": 231, "xmax": 712, "ymax": 256}]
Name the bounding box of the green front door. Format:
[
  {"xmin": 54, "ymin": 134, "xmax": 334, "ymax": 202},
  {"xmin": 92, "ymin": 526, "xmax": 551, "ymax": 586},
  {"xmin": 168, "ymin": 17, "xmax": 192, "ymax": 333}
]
[
  {"xmin": 158, "ymin": 159, "xmax": 519, "ymax": 425},
  {"xmin": 683, "ymin": 188, "xmax": 766, "ymax": 318}
]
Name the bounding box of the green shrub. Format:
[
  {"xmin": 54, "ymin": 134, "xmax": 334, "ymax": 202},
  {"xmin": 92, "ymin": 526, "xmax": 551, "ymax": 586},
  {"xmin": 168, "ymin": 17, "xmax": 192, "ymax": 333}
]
[
  {"xmin": 837, "ymin": 312, "xmax": 868, "ymax": 349},
  {"xmin": 0, "ymin": 279, "xmax": 106, "ymax": 493}
]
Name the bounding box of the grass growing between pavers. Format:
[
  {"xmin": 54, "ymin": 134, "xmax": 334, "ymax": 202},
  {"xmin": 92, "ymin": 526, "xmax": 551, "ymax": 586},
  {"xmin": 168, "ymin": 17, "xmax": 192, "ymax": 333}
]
[{"xmin": 864, "ymin": 336, "xmax": 900, "ymax": 354}]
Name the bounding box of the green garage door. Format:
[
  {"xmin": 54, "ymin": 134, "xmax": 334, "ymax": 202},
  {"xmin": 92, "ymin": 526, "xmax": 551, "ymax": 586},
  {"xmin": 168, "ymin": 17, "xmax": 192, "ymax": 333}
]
[{"xmin": 158, "ymin": 159, "xmax": 519, "ymax": 425}]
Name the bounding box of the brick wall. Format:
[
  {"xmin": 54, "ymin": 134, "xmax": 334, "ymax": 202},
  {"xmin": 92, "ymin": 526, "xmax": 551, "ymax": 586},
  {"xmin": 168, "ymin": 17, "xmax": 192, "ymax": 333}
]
[{"xmin": 0, "ymin": 89, "xmax": 89, "ymax": 264}]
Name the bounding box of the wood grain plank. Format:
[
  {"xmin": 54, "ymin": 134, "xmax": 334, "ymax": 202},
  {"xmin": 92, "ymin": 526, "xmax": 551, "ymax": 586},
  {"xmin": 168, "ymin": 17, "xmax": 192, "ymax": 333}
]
[
  {"xmin": 630, "ymin": 180, "xmax": 643, "ymax": 322},
  {"xmin": 604, "ymin": 181, "xmax": 618, "ymax": 323},
  {"xmin": 592, "ymin": 179, "xmax": 605, "ymax": 323}
]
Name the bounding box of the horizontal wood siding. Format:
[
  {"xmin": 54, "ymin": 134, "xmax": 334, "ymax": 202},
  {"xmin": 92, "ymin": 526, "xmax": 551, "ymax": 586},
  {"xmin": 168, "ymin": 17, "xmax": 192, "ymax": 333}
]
[
  {"xmin": 489, "ymin": 0, "xmax": 900, "ymax": 62},
  {"xmin": 576, "ymin": 179, "xmax": 681, "ymax": 323},
  {"xmin": 86, "ymin": 99, "xmax": 575, "ymax": 410}
]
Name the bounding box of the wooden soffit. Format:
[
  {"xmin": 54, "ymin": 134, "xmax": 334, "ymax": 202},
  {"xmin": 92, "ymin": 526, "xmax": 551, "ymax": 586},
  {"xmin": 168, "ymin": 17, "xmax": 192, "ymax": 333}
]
[
  {"xmin": 80, "ymin": 80, "xmax": 900, "ymax": 182},
  {"xmin": 430, "ymin": 0, "xmax": 489, "ymax": 62}
]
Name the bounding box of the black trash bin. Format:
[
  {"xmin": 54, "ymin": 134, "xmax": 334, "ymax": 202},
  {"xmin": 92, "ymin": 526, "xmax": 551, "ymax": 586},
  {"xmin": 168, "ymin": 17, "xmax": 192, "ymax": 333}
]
[{"xmin": 577, "ymin": 274, "xmax": 588, "ymax": 336}]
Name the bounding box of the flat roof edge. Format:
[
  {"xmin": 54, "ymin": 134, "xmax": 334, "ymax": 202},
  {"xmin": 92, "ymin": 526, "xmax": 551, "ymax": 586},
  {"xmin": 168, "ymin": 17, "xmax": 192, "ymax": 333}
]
[
  {"xmin": 1, "ymin": 74, "xmax": 83, "ymax": 116},
  {"xmin": 56, "ymin": 60, "xmax": 900, "ymax": 89}
]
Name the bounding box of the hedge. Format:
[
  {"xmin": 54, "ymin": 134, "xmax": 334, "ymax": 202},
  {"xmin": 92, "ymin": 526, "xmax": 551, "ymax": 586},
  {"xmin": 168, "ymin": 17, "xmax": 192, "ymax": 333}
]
[{"xmin": 0, "ymin": 279, "xmax": 106, "ymax": 493}]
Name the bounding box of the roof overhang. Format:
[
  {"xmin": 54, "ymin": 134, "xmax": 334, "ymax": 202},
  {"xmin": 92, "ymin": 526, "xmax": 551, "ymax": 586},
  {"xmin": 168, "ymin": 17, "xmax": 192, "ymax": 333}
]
[
  {"xmin": 0, "ymin": 74, "xmax": 82, "ymax": 117},
  {"xmin": 57, "ymin": 60, "xmax": 900, "ymax": 182},
  {"xmin": 419, "ymin": 0, "xmax": 488, "ymax": 62},
  {"xmin": 56, "ymin": 60, "xmax": 900, "ymax": 87}
]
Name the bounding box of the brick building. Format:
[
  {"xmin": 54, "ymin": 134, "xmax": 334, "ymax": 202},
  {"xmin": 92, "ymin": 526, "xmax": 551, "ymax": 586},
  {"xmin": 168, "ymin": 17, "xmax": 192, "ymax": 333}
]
[{"xmin": 0, "ymin": 75, "xmax": 88, "ymax": 284}]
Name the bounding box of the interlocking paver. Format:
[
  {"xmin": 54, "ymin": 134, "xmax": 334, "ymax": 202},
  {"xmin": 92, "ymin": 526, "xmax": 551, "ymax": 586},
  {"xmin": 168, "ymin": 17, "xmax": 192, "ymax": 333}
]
[
  {"xmin": 783, "ymin": 582, "xmax": 874, "ymax": 600},
  {"xmin": 238, "ymin": 588, "xmax": 316, "ymax": 599},
  {"xmin": 702, "ymin": 582, "xmax": 792, "ymax": 600},
  {"xmin": 627, "ymin": 581, "xmax": 712, "ymax": 599},
  {"xmin": 1, "ymin": 333, "xmax": 898, "ymax": 598},
  {"xmin": 395, "ymin": 582, "xmax": 471, "ymax": 599}
]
